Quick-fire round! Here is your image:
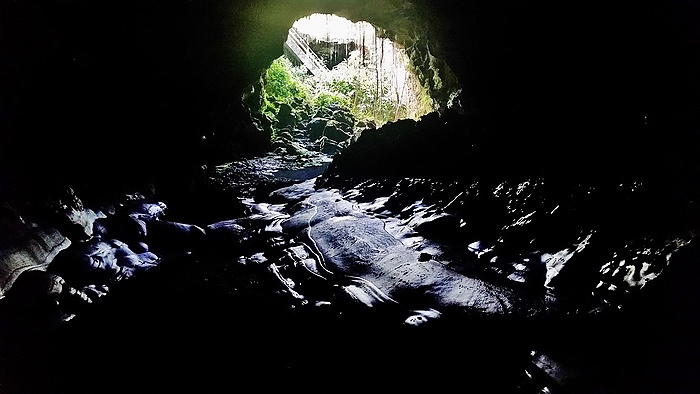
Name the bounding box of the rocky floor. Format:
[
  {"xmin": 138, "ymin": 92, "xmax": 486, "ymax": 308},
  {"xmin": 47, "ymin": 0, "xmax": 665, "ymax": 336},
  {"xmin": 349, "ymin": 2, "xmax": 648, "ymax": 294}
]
[{"xmin": 2, "ymin": 149, "xmax": 700, "ymax": 394}]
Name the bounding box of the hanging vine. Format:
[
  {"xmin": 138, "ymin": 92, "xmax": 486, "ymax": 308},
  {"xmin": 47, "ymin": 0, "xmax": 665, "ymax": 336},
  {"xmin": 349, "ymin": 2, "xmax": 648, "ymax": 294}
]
[{"xmin": 250, "ymin": 13, "xmax": 441, "ymax": 131}]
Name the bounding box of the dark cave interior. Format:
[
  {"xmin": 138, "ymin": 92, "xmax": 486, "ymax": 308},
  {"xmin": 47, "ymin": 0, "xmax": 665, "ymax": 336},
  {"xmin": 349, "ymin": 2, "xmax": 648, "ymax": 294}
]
[
  {"xmin": 4, "ymin": 0, "xmax": 698, "ymax": 187},
  {"xmin": 2, "ymin": 1, "xmax": 700, "ymax": 393}
]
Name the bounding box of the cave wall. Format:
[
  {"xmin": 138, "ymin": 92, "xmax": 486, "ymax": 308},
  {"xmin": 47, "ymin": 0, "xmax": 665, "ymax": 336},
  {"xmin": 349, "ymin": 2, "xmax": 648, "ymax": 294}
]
[{"xmin": 1, "ymin": 0, "xmax": 699, "ymax": 191}]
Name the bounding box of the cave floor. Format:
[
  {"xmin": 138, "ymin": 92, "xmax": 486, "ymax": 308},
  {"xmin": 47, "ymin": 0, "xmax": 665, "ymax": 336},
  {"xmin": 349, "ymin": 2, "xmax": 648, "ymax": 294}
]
[
  {"xmin": 3, "ymin": 151, "xmax": 700, "ymax": 394},
  {"xmin": 12, "ymin": 247, "xmax": 699, "ymax": 394}
]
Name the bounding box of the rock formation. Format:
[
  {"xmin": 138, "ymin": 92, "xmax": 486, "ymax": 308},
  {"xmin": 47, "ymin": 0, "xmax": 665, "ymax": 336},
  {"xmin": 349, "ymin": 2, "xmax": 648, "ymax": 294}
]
[{"xmin": 1, "ymin": 1, "xmax": 700, "ymax": 393}]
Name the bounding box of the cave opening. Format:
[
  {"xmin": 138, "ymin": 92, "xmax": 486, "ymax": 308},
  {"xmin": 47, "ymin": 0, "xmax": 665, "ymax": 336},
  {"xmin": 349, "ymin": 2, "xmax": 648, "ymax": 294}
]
[
  {"xmin": 2, "ymin": 2, "xmax": 700, "ymax": 393},
  {"xmin": 241, "ymin": 13, "xmax": 458, "ymax": 158}
]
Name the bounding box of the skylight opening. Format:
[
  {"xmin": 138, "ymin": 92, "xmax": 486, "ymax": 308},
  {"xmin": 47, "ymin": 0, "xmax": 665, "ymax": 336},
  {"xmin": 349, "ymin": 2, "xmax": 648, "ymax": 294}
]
[
  {"xmin": 282, "ymin": 13, "xmax": 434, "ymax": 126},
  {"xmin": 245, "ymin": 14, "xmax": 435, "ymax": 128},
  {"xmin": 240, "ymin": 13, "xmax": 460, "ymax": 158}
]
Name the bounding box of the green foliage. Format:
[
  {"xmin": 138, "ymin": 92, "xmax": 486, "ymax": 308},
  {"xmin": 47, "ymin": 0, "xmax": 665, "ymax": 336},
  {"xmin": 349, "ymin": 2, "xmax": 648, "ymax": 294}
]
[
  {"xmin": 328, "ymin": 79, "xmax": 354, "ymax": 97},
  {"xmin": 306, "ymin": 52, "xmax": 397, "ymax": 125},
  {"xmin": 255, "ymin": 49, "xmax": 435, "ymax": 132},
  {"xmin": 260, "ymin": 57, "xmax": 308, "ymax": 119},
  {"xmin": 313, "ymin": 91, "xmax": 351, "ymax": 109}
]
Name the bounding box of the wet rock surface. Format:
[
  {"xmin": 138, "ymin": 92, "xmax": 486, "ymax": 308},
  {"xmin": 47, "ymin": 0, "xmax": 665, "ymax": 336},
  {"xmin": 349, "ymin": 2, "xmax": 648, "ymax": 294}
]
[
  {"xmin": 0, "ymin": 157, "xmax": 520, "ymax": 393},
  {"xmin": 2, "ymin": 1, "xmax": 700, "ymax": 393},
  {"xmin": 2, "ymin": 97, "xmax": 700, "ymax": 393},
  {"xmin": 1, "ymin": 141, "xmax": 697, "ymax": 393}
]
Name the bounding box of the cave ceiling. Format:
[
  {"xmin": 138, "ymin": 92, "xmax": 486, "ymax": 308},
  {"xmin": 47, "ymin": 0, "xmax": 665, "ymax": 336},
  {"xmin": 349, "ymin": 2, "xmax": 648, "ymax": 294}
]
[{"xmin": 0, "ymin": 0, "xmax": 698, "ymax": 188}]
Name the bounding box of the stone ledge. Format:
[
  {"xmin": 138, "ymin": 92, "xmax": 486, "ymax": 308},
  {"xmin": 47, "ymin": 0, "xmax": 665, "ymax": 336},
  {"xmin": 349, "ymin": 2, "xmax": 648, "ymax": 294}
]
[{"xmin": 0, "ymin": 225, "xmax": 70, "ymax": 298}]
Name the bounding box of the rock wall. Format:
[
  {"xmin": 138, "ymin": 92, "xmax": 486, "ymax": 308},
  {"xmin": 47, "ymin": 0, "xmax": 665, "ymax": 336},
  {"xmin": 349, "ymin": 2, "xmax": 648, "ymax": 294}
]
[
  {"xmin": 0, "ymin": 226, "xmax": 69, "ymax": 298},
  {"xmin": 1, "ymin": 0, "xmax": 699, "ymax": 294},
  {"xmin": 2, "ymin": 0, "xmax": 698, "ymax": 192}
]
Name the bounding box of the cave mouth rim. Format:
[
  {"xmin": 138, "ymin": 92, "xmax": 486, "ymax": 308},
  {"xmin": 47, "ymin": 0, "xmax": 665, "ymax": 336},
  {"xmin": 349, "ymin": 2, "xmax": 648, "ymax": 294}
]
[{"xmin": 243, "ymin": 12, "xmax": 453, "ymax": 135}]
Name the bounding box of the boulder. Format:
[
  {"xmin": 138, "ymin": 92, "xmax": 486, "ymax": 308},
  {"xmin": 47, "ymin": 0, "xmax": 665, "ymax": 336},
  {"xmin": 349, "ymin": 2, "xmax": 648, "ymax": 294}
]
[
  {"xmin": 316, "ymin": 136, "xmax": 342, "ymax": 155},
  {"xmin": 321, "ymin": 120, "xmax": 352, "ymax": 144},
  {"xmin": 0, "ymin": 225, "xmax": 69, "ymax": 297},
  {"xmin": 306, "ymin": 117, "xmax": 328, "ymax": 141},
  {"xmin": 47, "ymin": 237, "xmax": 161, "ymax": 289},
  {"xmin": 275, "ymin": 103, "xmax": 298, "ymax": 129},
  {"xmin": 276, "ymin": 184, "xmax": 537, "ymax": 316},
  {"xmin": 329, "ymin": 108, "xmax": 355, "ymax": 130}
]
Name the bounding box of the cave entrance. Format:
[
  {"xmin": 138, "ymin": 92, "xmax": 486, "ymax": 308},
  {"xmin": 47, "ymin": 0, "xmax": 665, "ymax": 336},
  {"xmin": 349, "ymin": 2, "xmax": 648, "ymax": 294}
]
[{"xmin": 243, "ymin": 13, "xmax": 439, "ymax": 156}]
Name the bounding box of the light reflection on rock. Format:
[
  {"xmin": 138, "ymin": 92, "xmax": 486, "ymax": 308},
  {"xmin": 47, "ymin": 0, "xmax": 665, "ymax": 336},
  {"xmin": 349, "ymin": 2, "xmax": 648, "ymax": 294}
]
[{"xmin": 250, "ymin": 180, "xmax": 551, "ymax": 319}]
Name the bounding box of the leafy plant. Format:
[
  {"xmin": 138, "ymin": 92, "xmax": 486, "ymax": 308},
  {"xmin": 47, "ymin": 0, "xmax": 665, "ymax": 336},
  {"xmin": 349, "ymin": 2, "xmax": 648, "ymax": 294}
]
[
  {"xmin": 313, "ymin": 91, "xmax": 351, "ymax": 109},
  {"xmin": 260, "ymin": 56, "xmax": 308, "ymax": 119},
  {"xmin": 254, "ymin": 43, "xmax": 436, "ymax": 133}
]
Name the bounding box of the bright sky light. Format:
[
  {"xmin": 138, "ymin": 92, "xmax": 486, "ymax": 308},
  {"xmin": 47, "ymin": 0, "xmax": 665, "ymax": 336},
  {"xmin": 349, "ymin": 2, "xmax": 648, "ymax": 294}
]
[
  {"xmin": 292, "ymin": 13, "xmax": 376, "ymax": 44},
  {"xmin": 286, "ymin": 13, "xmax": 435, "ymax": 122}
]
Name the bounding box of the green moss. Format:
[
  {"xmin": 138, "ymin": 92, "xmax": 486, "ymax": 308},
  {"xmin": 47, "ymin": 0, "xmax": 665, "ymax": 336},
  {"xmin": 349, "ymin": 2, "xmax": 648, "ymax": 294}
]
[{"xmin": 260, "ymin": 56, "xmax": 308, "ymax": 118}]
